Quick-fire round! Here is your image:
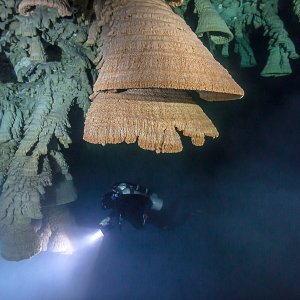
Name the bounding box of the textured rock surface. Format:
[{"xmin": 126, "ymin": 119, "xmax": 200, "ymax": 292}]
[
  {"xmin": 0, "ymin": 0, "xmax": 93, "ymax": 260},
  {"xmin": 84, "ymin": 89, "xmax": 219, "ymax": 153}
]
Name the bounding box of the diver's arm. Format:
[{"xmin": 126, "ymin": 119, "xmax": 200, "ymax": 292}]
[{"xmin": 99, "ymin": 210, "xmax": 118, "ymax": 228}]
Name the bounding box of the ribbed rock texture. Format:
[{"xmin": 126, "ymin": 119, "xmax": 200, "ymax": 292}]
[
  {"xmin": 84, "ymin": 0, "xmax": 243, "ymax": 154},
  {"xmin": 92, "ymin": 0, "xmax": 244, "ymax": 100},
  {"xmin": 0, "ymin": 0, "xmax": 93, "ymax": 260},
  {"xmin": 84, "ymin": 89, "xmax": 219, "ymax": 153}
]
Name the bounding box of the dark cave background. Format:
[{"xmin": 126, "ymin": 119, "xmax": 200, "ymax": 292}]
[{"xmin": 0, "ymin": 3, "xmax": 300, "ymax": 300}]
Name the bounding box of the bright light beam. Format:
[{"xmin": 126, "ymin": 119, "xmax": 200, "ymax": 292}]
[{"xmin": 87, "ymin": 229, "xmax": 104, "ymax": 243}]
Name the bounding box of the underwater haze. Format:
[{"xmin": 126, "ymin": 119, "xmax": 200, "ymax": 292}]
[
  {"xmin": 1, "ymin": 66, "xmax": 299, "ymax": 300},
  {"xmin": 1, "ymin": 1, "xmax": 300, "ymax": 300}
]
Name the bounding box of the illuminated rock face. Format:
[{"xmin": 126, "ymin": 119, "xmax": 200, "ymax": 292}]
[
  {"xmin": 84, "ymin": 89, "xmax": 219, "ymax": 153},
  {"xmin": 92, "ymin": 0, "xmax": 244, "ymax": 99},
  {"xmin": 84, "ymin": 0, "xmax": 242, "ymax": 153},
  {"xmin": 0, "ymin": 0, "xmax": 298, "ymax": 260},
  {"xmin": 0, "ymin": 0, "xmax": 91, "ymax": 260}
]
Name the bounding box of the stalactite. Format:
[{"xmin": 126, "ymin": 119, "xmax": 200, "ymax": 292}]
[{"xmin": 0, "ymin": 0, "xmax": 92, "ymax": 260}]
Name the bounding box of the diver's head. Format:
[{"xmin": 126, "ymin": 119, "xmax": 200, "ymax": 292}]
[{"xmin": 101, "ymin": 192, "xmax": 117, "ymax": 209}]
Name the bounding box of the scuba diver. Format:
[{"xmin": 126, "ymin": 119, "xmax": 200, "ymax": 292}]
[{"xmin": 99, "ymin": 182, "xmax": 166, "ymax": 230}]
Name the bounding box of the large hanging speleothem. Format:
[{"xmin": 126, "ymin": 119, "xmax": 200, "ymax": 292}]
[
  {"xmin": 92, "ymin": 0, "xmax": 244, "ymax": 100},
  {"xmin": 83, "ymin": 0, "xmax": 244, "ymax": 153},
  {"xmin": 84, "ymin": 89, "xmax": 219, "ymax": 153}
]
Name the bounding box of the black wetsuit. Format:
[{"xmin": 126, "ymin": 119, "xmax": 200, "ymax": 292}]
[
  {"xmin": 100, "ymin": 183, "xmax": 173, "ymax": 229},
  {"xmin": 111, "ymin": 193, "xmax": 153, "ymax": 228},
  {"xmin": 101, "ymin": 189, "xmax": 153, "ymax": 229}
]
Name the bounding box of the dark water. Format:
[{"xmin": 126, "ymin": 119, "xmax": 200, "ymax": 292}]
[
  {"xmin": 1, "ymin": 66, "xmax": 299, "ymax": 299},
  {"xmin": 1, "ymin": 9, "xmax": 300, "ymax": 300}
]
